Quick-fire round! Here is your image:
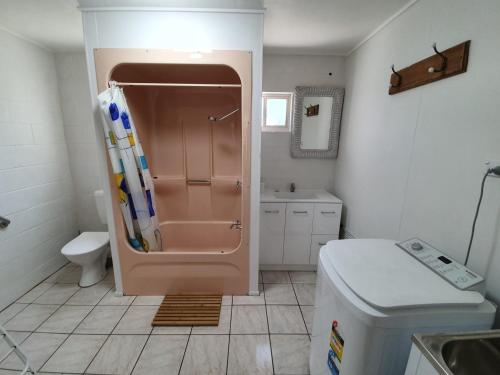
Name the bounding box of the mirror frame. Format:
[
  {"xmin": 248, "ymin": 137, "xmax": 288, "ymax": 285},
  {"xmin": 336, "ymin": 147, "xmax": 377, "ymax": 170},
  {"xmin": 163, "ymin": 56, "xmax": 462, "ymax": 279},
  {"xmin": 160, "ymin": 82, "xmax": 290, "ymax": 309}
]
[{"xmin": 291, "ymin": 86, "xmax": 345, "ymax": 159}]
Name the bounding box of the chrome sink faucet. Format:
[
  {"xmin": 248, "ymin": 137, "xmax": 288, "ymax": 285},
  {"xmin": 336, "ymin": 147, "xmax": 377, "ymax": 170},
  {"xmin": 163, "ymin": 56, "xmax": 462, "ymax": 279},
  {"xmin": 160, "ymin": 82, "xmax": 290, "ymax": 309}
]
[{"xmin": 290, "ymin": 183, "xmax": 296, "ymax": 192}]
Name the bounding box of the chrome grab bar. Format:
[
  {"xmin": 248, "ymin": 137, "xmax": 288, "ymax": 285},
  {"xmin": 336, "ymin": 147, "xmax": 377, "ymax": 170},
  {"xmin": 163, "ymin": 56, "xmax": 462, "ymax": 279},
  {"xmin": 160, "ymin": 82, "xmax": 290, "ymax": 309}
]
[
  {"xmin": 187, "ymin": 179, "xmax": 211, "ymax": 185},
  {"xmin": 0, "ymin": 216, "xmax": 10, "ymax": 229}
]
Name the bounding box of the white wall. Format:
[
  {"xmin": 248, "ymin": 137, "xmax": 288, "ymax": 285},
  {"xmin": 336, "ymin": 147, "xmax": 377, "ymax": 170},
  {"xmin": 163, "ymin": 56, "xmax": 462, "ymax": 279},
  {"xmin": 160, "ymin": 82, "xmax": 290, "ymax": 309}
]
[
  {"xmin": 333, "ymin": 0, "xmax": 500, "ymax": 314},
  {"xmin": 79, "ymin": 2, "xmax": 264, "ymax": 294},
  {"xmin": 0, "ymin": 29, "xmax": 78, "ymax": 309},
  {"xmin": 262, "ymin": 54, "xmax": 345, "ymax": 191},
  {"xmin": 55, "ymin": 52, "xmax": 105, "ymax": 232}
]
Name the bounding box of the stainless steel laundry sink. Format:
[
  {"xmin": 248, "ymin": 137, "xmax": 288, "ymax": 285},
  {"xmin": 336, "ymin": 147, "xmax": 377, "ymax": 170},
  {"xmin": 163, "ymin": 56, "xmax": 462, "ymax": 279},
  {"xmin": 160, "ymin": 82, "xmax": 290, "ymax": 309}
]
[{"xmin": 413, "ymin": 330, "xmax": 500, "ymax": 375}]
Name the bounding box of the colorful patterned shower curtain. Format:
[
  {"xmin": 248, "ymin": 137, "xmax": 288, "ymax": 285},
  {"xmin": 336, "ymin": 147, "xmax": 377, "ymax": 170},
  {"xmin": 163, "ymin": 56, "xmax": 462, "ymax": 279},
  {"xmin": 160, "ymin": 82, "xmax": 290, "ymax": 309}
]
[{"xmin": 98, "ymin": 84, "xmax": 162, "ymax": 252}]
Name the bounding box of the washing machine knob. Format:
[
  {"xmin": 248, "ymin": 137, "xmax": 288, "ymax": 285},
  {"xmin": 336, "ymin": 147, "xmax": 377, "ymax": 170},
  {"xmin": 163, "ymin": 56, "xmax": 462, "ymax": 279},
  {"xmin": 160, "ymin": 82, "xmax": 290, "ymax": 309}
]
[{"xmin": 411, "ymin": 242, "xmax": 423, "ymax": 251}]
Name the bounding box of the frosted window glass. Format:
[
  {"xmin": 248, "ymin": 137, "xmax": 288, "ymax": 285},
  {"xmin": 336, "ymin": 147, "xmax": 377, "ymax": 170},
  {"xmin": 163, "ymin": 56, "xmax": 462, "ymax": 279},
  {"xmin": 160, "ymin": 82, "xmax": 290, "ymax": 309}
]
[{"xmin": 266, "ymin": 98, "xmax": 287, "ymax": 126}]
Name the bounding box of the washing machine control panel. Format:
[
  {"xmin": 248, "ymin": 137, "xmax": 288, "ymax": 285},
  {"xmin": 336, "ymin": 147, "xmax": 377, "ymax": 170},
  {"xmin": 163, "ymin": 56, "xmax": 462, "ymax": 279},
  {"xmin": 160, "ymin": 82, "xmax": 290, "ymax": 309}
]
[{"xmin": 396, "ymin": 238, "xmax": 484, "ymax": 292}]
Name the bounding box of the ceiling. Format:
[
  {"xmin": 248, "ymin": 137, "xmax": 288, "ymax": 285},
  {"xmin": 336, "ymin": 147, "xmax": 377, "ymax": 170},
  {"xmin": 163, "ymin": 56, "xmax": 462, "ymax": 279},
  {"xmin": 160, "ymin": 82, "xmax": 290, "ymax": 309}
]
[
  {"xmin": 263, "ymin": 0, "xmax": 409, "ymax": 55},
  {"xmin": 0, "ymin": 0, "xmax": 410, "ymax": 54},
  {"xmin": 0, "ymin": 0, "xmax": 83, "ymax": 51}
]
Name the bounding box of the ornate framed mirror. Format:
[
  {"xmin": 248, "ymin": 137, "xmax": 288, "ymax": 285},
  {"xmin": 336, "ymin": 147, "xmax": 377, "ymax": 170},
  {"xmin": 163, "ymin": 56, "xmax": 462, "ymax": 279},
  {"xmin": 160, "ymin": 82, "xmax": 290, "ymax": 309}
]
[{"xmin": 291, "ymin": 86, "xmax": 345, "ymax": 159}]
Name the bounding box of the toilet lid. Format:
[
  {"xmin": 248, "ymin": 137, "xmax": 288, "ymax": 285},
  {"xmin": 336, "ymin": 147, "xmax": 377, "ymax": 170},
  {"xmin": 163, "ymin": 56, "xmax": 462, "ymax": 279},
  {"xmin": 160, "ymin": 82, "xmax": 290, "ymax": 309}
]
[{"xmin": 62, "ymin": 232, "xmax": 109, "ymax": 255}]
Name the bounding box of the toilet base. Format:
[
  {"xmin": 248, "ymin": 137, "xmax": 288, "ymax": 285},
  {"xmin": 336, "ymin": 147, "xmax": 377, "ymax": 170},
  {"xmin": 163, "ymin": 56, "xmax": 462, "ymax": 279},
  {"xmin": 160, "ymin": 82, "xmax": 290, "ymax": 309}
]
[{"xmin": 80, "ymin": 257, "xmax": 107, "ymax": 287}]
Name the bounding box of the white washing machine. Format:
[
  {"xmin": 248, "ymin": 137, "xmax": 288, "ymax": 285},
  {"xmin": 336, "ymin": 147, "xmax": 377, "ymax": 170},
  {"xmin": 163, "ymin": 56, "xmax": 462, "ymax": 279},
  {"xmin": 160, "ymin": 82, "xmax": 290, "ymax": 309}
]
[{"xmin": 309, "ymin": 239, "xmax": 496, "ymax": 375}]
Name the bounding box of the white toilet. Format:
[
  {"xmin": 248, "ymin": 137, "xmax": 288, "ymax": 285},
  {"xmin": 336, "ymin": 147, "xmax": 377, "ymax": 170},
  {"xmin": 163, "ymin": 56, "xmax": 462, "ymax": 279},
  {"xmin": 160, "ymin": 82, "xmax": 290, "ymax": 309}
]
[{"xmin": 62, "ymin": 190, "xmax": 110, "ymax": 287}]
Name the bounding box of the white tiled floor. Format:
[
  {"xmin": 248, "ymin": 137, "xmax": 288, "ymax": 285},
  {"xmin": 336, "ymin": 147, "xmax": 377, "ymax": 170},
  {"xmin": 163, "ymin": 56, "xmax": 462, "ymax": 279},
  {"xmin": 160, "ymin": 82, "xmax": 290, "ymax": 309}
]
[{"xmin": 0, "ymin": 266, "xmax": 316, "ymax": 375}]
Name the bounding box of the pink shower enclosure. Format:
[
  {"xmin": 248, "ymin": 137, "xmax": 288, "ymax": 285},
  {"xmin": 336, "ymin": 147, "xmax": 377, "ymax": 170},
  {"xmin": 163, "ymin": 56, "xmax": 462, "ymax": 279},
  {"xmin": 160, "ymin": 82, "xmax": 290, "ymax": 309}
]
[{"xmin": 94, "ymin": 49, "xmax": 251, "ymax": 295}]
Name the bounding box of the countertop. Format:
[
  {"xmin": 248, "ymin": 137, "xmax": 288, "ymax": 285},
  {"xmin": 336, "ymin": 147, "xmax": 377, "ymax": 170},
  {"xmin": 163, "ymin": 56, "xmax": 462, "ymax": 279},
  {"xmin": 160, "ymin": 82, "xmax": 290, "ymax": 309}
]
[{"xmin": 260, "ymin": 189, "xmax": 342, "ymax": 204}]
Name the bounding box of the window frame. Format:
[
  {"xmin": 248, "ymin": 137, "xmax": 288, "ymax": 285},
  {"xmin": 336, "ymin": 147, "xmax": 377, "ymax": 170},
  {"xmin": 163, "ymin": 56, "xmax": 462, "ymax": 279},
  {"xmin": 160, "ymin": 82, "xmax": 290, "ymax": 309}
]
[{"xmin": 261, "ymin": 92, "xmax": 293, "ymax": 133}]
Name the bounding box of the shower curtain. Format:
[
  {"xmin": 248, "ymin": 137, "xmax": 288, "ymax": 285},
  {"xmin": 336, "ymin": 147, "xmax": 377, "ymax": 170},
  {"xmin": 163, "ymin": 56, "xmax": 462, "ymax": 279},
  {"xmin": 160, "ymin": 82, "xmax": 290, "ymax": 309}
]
[{"xmin": 98, "ymin": 84, "xmax": 162, "ymax": 252}]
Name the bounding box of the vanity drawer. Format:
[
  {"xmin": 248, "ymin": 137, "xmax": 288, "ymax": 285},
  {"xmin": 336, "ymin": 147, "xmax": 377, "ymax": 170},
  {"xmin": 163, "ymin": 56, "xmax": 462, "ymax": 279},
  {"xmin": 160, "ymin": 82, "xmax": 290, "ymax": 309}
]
[
  {"xmin": 309, "ymin": 234, "xmax": 338, "ymax": 265},
  {"xmin": 313, "ymin": 203, "xmax": 341, "ymax": 234},
  {"xmin": 260, "ymin": 203, "xmax": 286, "ymax": 264},
  {"xmin": 285, "ymin": 203, "xmax": 314, "ymax": 235}
]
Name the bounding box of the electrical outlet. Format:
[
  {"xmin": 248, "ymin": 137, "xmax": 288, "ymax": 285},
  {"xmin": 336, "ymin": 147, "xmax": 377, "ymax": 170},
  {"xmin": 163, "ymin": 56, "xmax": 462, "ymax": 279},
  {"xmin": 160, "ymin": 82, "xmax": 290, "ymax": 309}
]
[{"xmin": 486, "ymin": 161, "xmax": 500, "ymax": 177}]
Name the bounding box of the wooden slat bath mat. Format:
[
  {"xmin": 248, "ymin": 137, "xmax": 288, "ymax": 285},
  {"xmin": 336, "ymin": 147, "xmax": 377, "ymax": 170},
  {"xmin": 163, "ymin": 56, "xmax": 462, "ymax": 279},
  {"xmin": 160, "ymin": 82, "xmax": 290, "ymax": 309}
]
[{"xmin": 152, "ymin": 295, "xmax": 222, "ymax": 326}]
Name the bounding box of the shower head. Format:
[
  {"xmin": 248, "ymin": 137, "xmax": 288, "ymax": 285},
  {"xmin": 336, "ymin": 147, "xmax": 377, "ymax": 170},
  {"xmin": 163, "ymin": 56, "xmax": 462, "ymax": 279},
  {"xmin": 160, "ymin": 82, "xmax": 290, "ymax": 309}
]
[{"xmin": 208, "ymin": 108, "xmax": 240, "ymax": 122}]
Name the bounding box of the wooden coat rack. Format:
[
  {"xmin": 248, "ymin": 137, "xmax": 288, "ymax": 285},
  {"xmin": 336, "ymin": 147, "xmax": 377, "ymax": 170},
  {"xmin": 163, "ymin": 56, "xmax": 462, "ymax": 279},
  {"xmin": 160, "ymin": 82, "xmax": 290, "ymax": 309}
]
[{"xmin": 389, "ymin": 40, "xmax": 470, "ymax": 95}]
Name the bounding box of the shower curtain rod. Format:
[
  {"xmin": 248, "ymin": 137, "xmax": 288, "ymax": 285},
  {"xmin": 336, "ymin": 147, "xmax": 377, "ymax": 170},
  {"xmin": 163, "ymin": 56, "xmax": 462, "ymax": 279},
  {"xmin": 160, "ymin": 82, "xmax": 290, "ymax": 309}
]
[{"xmin": 109, "ymin": 81, "xmax": 242, "ymax": 88}]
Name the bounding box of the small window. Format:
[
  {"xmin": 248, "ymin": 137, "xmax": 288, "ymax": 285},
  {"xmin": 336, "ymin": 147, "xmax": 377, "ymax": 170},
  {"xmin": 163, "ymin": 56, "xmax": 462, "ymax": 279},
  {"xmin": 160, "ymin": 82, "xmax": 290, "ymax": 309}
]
[{"xmin": 262, "ymin": 92, "xmax": 292, "ymax": 132}]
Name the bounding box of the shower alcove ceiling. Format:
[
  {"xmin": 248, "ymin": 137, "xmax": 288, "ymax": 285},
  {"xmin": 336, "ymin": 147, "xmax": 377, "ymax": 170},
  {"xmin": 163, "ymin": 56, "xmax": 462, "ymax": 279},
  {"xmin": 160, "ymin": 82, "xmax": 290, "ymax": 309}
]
[{"xmin": 94, "ymin": 49, "xmax": 251, "ymax": 295}]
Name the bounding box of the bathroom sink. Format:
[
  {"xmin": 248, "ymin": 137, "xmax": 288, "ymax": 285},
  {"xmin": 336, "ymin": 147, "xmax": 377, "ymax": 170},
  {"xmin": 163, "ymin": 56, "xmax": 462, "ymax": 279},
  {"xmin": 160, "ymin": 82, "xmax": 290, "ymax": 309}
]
[
  {"xmin": 273, "ymin": 192, "xmax": 318, "ymax": 200},
  {"xmin": 441, "ymin": 337, "xmax": 500, "ymax": 375},
  {"xmin": 413, "ymin": 330, "xmax": 500, "ymax": 375}
]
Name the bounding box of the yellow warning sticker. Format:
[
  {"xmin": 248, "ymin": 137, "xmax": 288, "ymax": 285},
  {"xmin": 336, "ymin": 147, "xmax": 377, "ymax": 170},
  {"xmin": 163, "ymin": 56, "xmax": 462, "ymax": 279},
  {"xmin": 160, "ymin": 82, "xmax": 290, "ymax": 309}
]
[
  {"xmin": 330, "ymin": 322, "xmax": 344, "ymax": 362},
  {"xmin": 327, "ymin": 320, "xmax": 344, "ymax": 375}
]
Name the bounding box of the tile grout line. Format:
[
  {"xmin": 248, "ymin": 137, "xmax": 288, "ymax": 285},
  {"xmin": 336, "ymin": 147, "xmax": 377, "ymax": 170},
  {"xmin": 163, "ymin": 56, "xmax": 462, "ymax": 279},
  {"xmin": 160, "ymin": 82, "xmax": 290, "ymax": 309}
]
[
  {"xmin": 1, "ymin": 266, "xmax": 115, "ymax": 373},
  {"xmin": 0, "ymin": 303, "xmax": 29, "ymax": 327},
  {"xmin": 108, "ymin": 297, "xmax": 135, "ymax": 335},
  {"xmin": 225, "ymin": 295, "xmax": 233, "ymax": 375},
  {"xmin": 82, "ymin": 285, "xmax": 136, "ymax": 374},
  {"xmin": 39, "ymin": 276, "xmax": 115, "ymax": 373},
  {"xmin": 262, "ymin": 271, "xmax": 276, "ymax": 375},
  {"xmin": 57, "ymin": 281, "xmax": 114, "ymax": 334},
  {"xmin": 11, "ymin": 263, "xmax": 73, "ymax": 307},
  {"xmin": 0, "ymin": 268, "xmax": 72, "ymax": 371},
  {"xmin": 40, "ymin": 284, "xmax": 114, "ymax": 330},
  {"xmin": 289, "ymin": 272, "xmax": 311, "ymax": 340},
  {"xmin": 82, "ymin": 332, "xmax": 112, "ymax": 374},
  {"xmin": 1, "ymin": 266, "xmax": 84, "ymax": 372},
  {"xmin": 176, "ymin": 325, "xmax": 193, "ymax": 375},
  {"xmin": 3, "ymin": 269, "xmax": 315, "ymax": 374},
  {"xmin": 128, "ymin": 330, "xmax": 151, "ymax": 375}
]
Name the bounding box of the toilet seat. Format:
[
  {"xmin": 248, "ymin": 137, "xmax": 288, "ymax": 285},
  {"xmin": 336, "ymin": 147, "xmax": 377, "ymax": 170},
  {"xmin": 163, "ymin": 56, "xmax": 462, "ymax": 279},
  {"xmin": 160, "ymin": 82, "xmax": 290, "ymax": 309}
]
[{"xmin": 62, "ymin": 232, "xmax": 109, "ymax": 256}]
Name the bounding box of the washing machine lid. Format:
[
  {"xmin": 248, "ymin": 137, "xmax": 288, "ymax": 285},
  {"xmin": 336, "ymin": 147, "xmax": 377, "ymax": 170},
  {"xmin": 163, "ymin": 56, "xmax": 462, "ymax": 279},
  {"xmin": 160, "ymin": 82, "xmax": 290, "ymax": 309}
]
[{"xmin": 322, "ymin": 239, "xmax": 484, "ymax": 310}]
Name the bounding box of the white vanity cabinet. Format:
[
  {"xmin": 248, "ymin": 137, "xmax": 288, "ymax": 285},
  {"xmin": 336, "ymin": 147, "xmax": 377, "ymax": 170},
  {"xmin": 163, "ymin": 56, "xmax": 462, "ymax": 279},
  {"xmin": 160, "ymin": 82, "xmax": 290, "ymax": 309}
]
[
  {"xmin": 259, "ymin": 203, "xmax": 286, "ymax": 264},
  {"xmin": 283, "ymin": 203, "xmax": 314, "ymax": 264},
  {"xmin": 260, "ymin": 190, "xmax": 342, "ymax": 266}
]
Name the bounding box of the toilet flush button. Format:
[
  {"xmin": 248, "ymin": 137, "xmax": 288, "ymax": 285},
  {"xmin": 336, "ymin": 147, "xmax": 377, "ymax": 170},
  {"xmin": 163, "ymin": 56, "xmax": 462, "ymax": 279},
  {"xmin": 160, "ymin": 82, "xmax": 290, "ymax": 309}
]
[{"xmin": 411, "ymin": 242, "xmax": 424, "ymax": 251}]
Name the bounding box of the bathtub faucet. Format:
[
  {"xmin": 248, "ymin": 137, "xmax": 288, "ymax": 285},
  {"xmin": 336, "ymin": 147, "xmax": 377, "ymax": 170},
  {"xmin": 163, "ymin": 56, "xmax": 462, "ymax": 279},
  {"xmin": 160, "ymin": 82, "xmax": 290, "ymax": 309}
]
[{"xmin": 230, "ymin": 219, "xmax": 242, "ymax": 230}]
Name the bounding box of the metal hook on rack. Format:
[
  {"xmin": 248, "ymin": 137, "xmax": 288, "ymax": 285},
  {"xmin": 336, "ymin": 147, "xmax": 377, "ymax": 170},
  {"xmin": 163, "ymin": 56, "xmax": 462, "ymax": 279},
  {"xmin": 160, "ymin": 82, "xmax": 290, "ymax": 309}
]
[
  {"xmin": 390, "ymin": 64, "xmax": 402, "ymax": 88},
  {"xmin": 428, "ymin": 43, "xmax": 448, "ymax": 73}
]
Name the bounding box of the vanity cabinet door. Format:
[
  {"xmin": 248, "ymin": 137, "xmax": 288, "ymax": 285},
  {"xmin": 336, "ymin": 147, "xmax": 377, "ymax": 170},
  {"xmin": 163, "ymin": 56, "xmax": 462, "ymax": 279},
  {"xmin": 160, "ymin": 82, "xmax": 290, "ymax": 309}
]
[
  {"xmin": 309, "ymin": 234, "xmax": 338, "ymax": 265},
  {"xmin": 283, "ymin": 203, "xmax": 314, "ymax": 264},
  {"xmin": 260, "ymin": 203, "xmax": 286, "ymax": 264},
  {"xmin": 313, "ymin": 203, "xmax": 341, "ymax": 234}
]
